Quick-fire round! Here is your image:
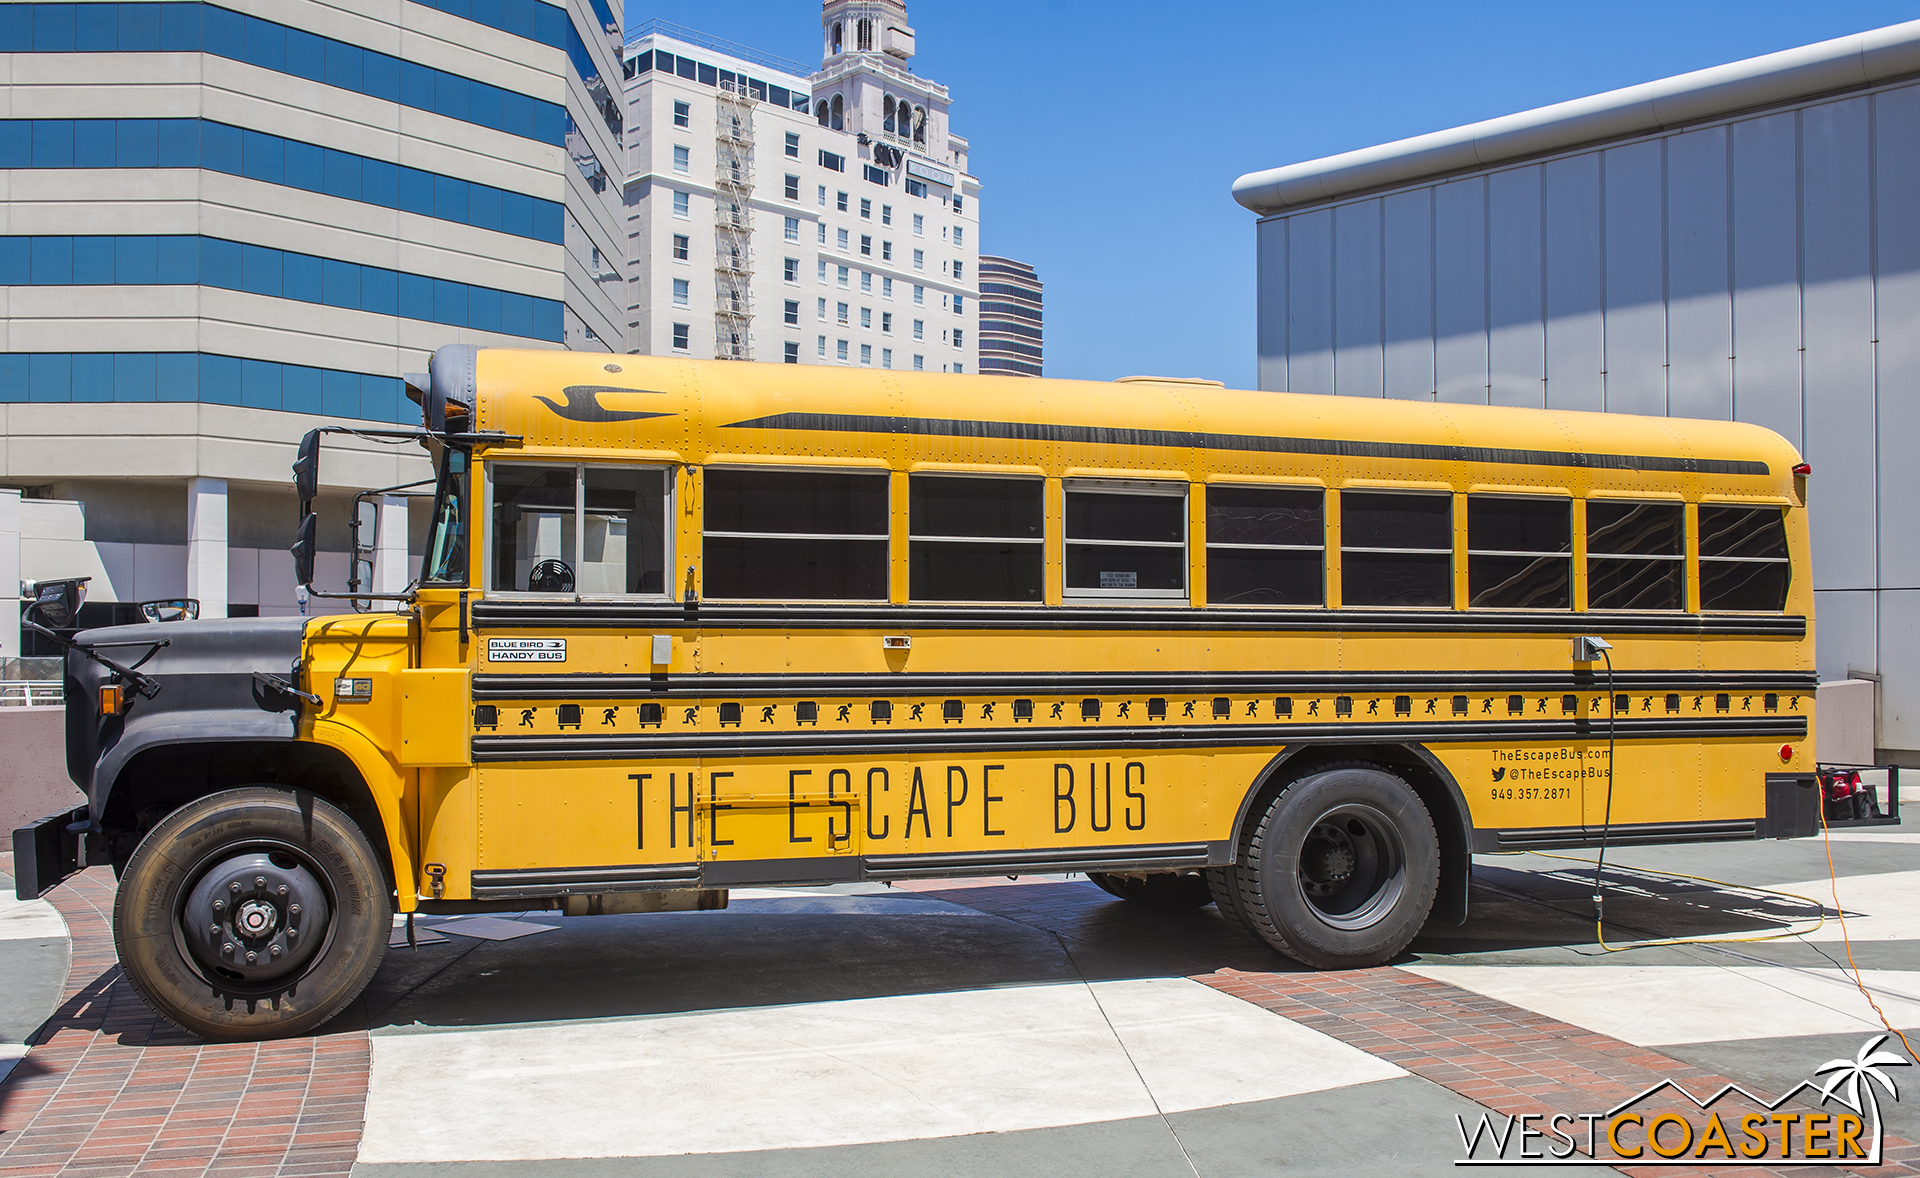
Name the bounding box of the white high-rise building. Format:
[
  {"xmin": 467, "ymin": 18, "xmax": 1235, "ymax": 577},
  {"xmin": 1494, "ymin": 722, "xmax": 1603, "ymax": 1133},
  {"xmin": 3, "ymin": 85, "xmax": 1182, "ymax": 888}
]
[{"xmin": 621, "ymin": 1, "xmax": 978, "ymax": 371}]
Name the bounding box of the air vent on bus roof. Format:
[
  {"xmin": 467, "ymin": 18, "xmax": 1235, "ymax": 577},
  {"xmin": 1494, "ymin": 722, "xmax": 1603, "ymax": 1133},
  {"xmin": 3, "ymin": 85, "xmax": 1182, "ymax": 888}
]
[{"xmin": 1114, "ymin": 375, "xmax": 1226, "ymax": 388}]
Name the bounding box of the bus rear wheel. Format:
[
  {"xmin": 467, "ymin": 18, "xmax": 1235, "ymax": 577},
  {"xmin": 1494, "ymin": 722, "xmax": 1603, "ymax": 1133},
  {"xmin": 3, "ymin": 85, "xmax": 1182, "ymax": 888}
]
[
  {"xmin": 113, "ymin": 788, "xmax": 391, "ymax": 1042},
  {"xmin": 1086, "ymin": 871, "xmax": 1215, "ymax": 910},
  {"xmin": 1231, "ymin": 764, "xmax": 1439, "ymax": 969}
]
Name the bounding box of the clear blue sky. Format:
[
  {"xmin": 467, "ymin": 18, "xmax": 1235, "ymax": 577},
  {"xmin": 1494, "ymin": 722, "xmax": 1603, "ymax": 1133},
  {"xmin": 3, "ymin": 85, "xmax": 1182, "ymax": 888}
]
[{"xmin": 629, "ymin": 1, "xmax": 1920, "ymax": 387}]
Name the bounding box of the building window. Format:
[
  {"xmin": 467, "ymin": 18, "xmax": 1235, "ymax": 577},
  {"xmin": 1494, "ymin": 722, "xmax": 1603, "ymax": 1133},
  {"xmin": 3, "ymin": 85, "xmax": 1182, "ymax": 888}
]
[
  {"xmin": 818, "ymin": 185, "xmax": 827, "ymax": 207},
  {"xmin": 1065, "ymin": 483, "xmax": 1187, "ymax": 599},
  {"xmin": 860, "ymin": 271, "xmax": 872, "ymax": 293},
  {"xmin": 882, "ymin": 348, "xmax": 893, "ymax": 368},
  {"xmin": 672, "ymin": 234, "xmax": 689, "ymax": 260},
  {"xmin": 882, "ymin": 241, "xmax": 892, "ymax": 262},
  {"xmin": 784, "ymin": 341, "xmax": 799, "ymax": 363},
  {"xmin": 863, "ymin": 164, "xmax": 889, "ymax": 186},
  {"xmin": 817, "ymin": 298, "xmax": 828, "ymax": 320},
  {"xmin": 954, "ymin": 329, "xmax": 964, "ymax": 348},
  {"xmin": 784, "ymin": 299, "xmax": 799, "ymax": 325},
  {"xmin": 881, "ymin": 312, "xmax": 893, "ymax": 333},
  {"xmin": 672, "ymin": 323, "xmax": 690, "ymax": 351},
  {"xmin": 672, "ymin": 278, "xmax": 689, "ymax": 307},
  {"xmin": 954, "ymin": 294, "xmax": 964, "ymax": 313},
  {"xmin": 831, "ymin": 94, "xmax": 844, "ymax": 130},
  {"xmin": 913, "ymin": 249, "xmax": 924, "ymax": 271},
  {"xmin": 913, "ymin": 354, "xmax": 924, "ymax": 370},
  {"xmin": 817, "ymin": 335, "xmax": 827, "ymax": 356},
  {"xmin": 913, "ymin": 285, "xmax": 925, "ymax": 305},
  {"xmin": 784, "ymin": 217, "xmax": 800, "ymax": 242},
  {"xmin": 672, "ymin": 145, "xmax": 690, "ymax": 174},
  {"xmin": 784, "ymin": 174, "xmax": 800, "ymax": 200},
  {"xmin": 837, "ymin": 191, "xmax": 850, "ymax": 212},
  {"xmin": 913, "ymin": 318, "xmax": 924, "ymax": 340},
  {"xmin": 882, "ymin": 204, "xmax": 893, "ymax": 226},
  {"xmin": 817, "ymin": 259, "xmax": 828, "ymax": 283},
  {"xmin": 1206, "ymin": 486, "xmax": 1324, "ymax": 606},
  {"xmin": 1468, "ymin": 496, "xmax": 1571, "ymax": 610},
  {"xmin": 818, "ymin": 222, "xmax": 828, "ymax": 244},
  {"xmin": 819, "ymin": 149, "xmax": 845, "ymax": 173},
  {"xmin": 703, "ymin": 469, "xmax": 888, "ymax": 600},
  {"xmin": 1342, "ymin": 491, "xmax": 1451, "ymax": 608},
  {"xmin": 953, "ymin": 226, "xmax": 965, "ymax": 246},
  {"xmin": 860, "ymin": 234, "xmax": 872, "ymax": 256},
  {"xmin": 816, "ymin": 98, "xmax": 829, "ymax": 126},
  {"xmin": 673, "ymin": 191, "xmax": 690, "ymax": 218},
  {"xmin": 1587, "ymin": 501, "xmax": 1684, "ymax": 611},
  {"xmin": 837, "ymin": 265, "xmax": 850, "ymax": 287},
  {"xmin": 953, "ymin": 194, "xmax": 965, "ymax": 213},
  {"xmin": 785, "ymin": 131, "xmax": 800, "ymax": 158},
  {"xmin": 953, "ymin": 362, "xmax": 963, "ymax": 374},
  {"xmin": 861, "ymin": 343, "xmax": 872, "ymax": 365},
  {"xmin": 837, "ymin": 228, "xmax": 850, "ymax": 251},
  {"xmin": 953, "ymin": 261, "xmax": 964, "ymax": 280},
  {"xmin": 1699, "ymin": 505, "xmax": 1791, "ymax": 611},
  {"xmin": 883, "ymin": 278, "xmax": 894, "ymax": 298},
  {"xmin": 837, "ymin": 301, "xmax": 850, "ymax": 325},
  {"xmin": 905, "ymin": 178, "xmax": 926, "ymax": 198},
  {"xmin": 784, "ymin": 257, "xmax": 799, "ymax": 282},
  {"xmin": 860, "ymin": 198, "xmax": 872, "ymax": 219},
  {"xmin": 860, "ymin": 307, "xmax": 872, "ymax": 328},
  {"xmin": 837, "ymin": 339, "xmax": 849, "ymax": 361},
  {"xmin": 673, "ymin": 101, "xmax": 690, "ymax": 128}
]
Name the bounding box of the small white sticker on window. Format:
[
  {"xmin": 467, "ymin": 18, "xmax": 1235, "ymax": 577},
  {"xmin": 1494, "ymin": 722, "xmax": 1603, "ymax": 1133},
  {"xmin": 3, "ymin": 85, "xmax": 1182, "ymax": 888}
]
[
  {"xmin": 1099, "ymin": 571, "xmax": 1138, "ymax": 589},
  {"xmin": 488, "ymin": 638, "xmax": 567, "ymax": 663}
]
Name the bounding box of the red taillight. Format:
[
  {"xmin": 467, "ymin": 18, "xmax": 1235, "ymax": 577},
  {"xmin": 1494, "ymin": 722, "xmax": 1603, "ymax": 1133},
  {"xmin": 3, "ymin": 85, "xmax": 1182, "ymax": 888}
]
[
  {"xmin": 1779, "ymin": 743, "xmax": 1794, "ymax": 762},
  {"xmin": 1793, "ymin": 463, "xmax": 1812, "ymax": 476}
]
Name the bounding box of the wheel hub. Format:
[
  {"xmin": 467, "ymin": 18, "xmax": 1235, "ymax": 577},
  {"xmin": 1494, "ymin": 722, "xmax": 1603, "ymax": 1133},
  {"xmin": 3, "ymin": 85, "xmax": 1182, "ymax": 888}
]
[{"xmin": 182, "ymin": 850, "xmax": 330, "ymax": 985}]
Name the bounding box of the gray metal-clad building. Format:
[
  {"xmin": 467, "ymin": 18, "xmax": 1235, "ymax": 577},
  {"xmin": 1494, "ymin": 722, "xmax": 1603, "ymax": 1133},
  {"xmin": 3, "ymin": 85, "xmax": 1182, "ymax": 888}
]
[{"xmin": 1234, "ymin": 20, "xmax": 1920, "ymax": 763}]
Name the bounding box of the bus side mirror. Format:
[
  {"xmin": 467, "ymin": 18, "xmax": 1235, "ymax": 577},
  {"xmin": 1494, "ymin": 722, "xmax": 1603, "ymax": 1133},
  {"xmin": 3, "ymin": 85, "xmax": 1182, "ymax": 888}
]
[
  {"xmin": 292, "ymin": 514, "xmax": 317, "ymax": 586},
  {"xmin": 293, "ymin": 430, "xmax": 320, "ymax": 509},
  {"xmin": 27, "ymin": 577, "xmax": 88, "ymax": 628}
]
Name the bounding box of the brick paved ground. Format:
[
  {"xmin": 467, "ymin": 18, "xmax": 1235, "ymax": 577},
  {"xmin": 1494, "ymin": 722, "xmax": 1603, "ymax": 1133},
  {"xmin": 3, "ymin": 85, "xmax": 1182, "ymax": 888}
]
[
  {"xmin": 903, "ymin": 878, "xmax": 1920, "ymax": 1177},
  {"xmin": 0, "ymin": 862, "xmax": 369, "ymax": 1178}
]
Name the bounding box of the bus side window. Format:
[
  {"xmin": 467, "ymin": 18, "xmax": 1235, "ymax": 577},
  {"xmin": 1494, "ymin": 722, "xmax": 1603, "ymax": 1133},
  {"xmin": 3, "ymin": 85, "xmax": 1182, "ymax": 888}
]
[
  {"xmin": 489, "ymin": 464, "xmax": 670, "ymax": 596},
  {"xmin": 1467, "ymin": 496, "xmax": 1570, "ymax": 609},
  {"xmin": 1587, "ymin": 501, "xmax": 1684, "ymax": 610},
  {"xmin": 1699, "ymin": 505, "xmax": 1791, "ymax": 611},
  {"xmin": 908, "ymin": 475, "xmax": 1043, "ymax": 601},
  {"xmin": 1205, "ymin": 485, "xmax": 1324, "ymax": 606},
  {"xmin": 1063, "ymin": 483, "xmax": 1187, "ymax": 600},
  {"xmin": 703, "ymin": 468, "xmax": 889, "ymax": 599},
  {"xmin": 1341, "ymin": 491, "xmax": 1451, "ymax": 608}
]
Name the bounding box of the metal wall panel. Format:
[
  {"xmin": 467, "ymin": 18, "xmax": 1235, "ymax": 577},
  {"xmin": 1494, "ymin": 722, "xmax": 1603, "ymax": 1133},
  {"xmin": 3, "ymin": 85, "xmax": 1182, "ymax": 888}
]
[
  {"xmin": 1433, "ymin": 178, "xmax": 1488, "ymax": 404},
  {"xmin": 1814, "ymin": 590, "xmax": 1877, "ymax": 683},
  {"xmin": 1287, "ymin": 208, "xmax": 1335, "ymax": 395},
  {"xmin": 1602, "ymin": 141, "xmax": 1669, "ymax": 415},
  {"xmin": 1665, "ymin": 126, "xmax": 1733, "ymax": 421},
  {"xmin": 1876, "ymin": 85, "xmax": 1920, "ymax": 591},
  {"xmin": 1382, "ymin": 189, "xmax": 1435, "ymax": 401},
  {"xmin": 1730, "ymin": 111, "xmax": 1803, "ymax": 452},
  {"xmin": 1543, "ymin": 153, "xmax": 1604, "ymax": 412},
  {"xmin": 1882, "ymin": 591, "xmax": 1920, "ymax": 753},
  {"xmin": 1334, "ymin": 200, "xmax": 1385, "ymax": 398},
  {"xmin": 1256, "ymin": 217, "xmax": 1288, "ymax": 392},
  {"xmin": 1487, "ymin": 166, "xmax": 1545, "ymax": 408},
  {"xmin": 1800, "ymin": 96, "xmax": 1876, "ymax": 591}
]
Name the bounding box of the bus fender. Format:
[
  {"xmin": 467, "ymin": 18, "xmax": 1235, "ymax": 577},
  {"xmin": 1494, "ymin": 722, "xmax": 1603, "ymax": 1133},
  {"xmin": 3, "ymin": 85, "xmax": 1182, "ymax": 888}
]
[{"xmin": 305, "ymin": 723, "xmax": 418, "ymax": 913}]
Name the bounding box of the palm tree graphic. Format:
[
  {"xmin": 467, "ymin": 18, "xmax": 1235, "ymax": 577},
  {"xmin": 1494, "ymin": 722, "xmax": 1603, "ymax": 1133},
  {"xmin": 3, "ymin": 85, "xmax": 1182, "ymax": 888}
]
[{"xmin": 1813, "ymin": 1034, "xmax": 1911, "ymax": 1160}]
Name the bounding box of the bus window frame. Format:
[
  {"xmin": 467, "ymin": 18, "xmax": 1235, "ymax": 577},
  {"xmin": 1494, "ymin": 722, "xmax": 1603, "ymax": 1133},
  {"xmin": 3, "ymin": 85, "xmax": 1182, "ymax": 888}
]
[
  {"xmin": 1337, "ymin": 486, "xmax": 1454, "ymax": 610},
  {"xmin": 1582, "ymin": 494, "xmax": 1687, "ymax": 614},
  {"xmin": 700, "ymin": 462, "xmax": 893, "ymax": 604},
  {"xmin": 1201, "ymin": 480, "xmax": 1327, "ymax": 609},
  {"xmin": 1694, "ymin": 498, "xmax": 1795, "ymax": 614},
  {"xmin": 419, "ymin": 441, "xmax": 470, "ymax": 587},
  {"xmin": 480, "ymin": 458, "xmax": 677, "ymax": 601},
  {"xmin": 1464, "ymin": 492, "xmax": 1574, "ymax": 612},
  {"xmin": 906, "ymin": 470, "xmax": 1046, "ymax": 605},
  {"xmin": 1061, "ymin": 478, "xmax": 1190, "ymax": 604}
]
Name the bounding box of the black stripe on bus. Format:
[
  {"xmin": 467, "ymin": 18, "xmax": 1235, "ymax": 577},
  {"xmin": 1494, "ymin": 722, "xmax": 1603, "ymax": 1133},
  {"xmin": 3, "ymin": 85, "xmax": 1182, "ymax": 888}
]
[
  {"xmin": 718, "ymin": 413, "xmax": 1773, "ymax": 477},
  {"xmin": 472, "ymin": 669, "xmax": 1817, "ymax": 701},
  {"xmin": 467, "ymin": 601, "xmax": 1808, "ymax": 638},
  {"xmin": 470, "ymin": 715, "xmax": 1808, "ymax": 762}
]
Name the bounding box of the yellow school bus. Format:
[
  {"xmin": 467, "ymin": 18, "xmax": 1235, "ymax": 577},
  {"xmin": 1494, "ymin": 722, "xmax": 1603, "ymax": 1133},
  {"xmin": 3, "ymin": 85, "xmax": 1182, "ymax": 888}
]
[{"xmin": 20, "ymin": 344, "xmax": 1816, "ymax": 1040}]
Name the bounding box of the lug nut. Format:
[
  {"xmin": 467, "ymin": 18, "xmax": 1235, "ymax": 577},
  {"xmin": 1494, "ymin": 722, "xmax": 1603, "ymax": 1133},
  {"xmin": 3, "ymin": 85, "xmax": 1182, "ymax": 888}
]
[
  {"xmin": 222, "ymin": 942, "xmax": 234, "ymax": 955},
  {"xmin": 286, "ymin": 927, "xmax": 298, "ymax": 938},
  {"xmin": 289, "ymin": 904, "xmax": 300, "ymax": 914},
  {"xmin": 246, "ymin": 951, "xmax": 257, "ymax": 964},
  {"xmin": 277, "ymin": 884, "xmax": 289, "ymax": 895},
  {"xmin": 254, "ymin": 876, "xmax": 266, "ymax": 888},
  {"xmin": 212, "ymin": 899, "xmax": 225, "ymax": 911},
  {"xmin": 229, "ymin": 881, "xmax": 240, "ymax": 892},
  {"xmin": 209, "ymin": 923, "xmax": 221, "ymax": 934},
  {"xmin": 270, "ymin": 945, "xmax": 282, "ymax": 957}
]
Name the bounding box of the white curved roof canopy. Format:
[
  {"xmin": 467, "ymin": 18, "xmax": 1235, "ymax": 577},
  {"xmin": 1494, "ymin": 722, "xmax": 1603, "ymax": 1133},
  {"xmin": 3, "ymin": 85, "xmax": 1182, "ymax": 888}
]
[{"xmin": 1233, "ymin": 19, "xmax": 1920, "ymax": 216}]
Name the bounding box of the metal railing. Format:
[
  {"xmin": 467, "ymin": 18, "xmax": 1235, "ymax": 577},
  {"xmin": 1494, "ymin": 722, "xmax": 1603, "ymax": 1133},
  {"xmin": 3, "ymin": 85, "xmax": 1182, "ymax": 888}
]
[
  {"xmin": 625, "ymin": 19, "xmax": 812, "ymax": 78},
  {"xmin": 0, "ymin": 681, "xmax": 63, "ymax": 708}
]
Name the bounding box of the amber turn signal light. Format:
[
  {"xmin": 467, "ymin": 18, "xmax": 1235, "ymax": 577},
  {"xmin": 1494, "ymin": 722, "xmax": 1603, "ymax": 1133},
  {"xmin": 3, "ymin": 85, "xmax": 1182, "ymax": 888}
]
[{"xmin": 99, "ymin": 683, "xmax": 126, "ymax": 716}]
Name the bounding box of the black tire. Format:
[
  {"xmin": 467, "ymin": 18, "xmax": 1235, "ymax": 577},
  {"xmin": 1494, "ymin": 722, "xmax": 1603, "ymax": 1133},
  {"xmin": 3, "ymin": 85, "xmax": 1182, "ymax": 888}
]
[
  {"xmin": 1206, "ymin": 866, "xmax": 1256, "ymax": 933},
  {"xmin": 1086, "ymin": 871, "xmax": 1215, "ymax": 911},
  {"xmin": 1231, "ymin": 764, "xmax": 1439, "ymax": 969},
  {"xmin": 113, "ymin": 788, "xmax": 391, "ymax": 1041}
]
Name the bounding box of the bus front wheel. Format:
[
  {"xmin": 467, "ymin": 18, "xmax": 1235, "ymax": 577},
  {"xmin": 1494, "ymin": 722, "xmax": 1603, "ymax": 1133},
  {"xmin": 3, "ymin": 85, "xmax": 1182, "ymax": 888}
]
[
  {"xmin": 113, "ymin": 787, "xmax": 391, "ymax": 1042},
  {"xmin": 1232, "ymin": 764, "xmax": 1439, "ymax": 970}
]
